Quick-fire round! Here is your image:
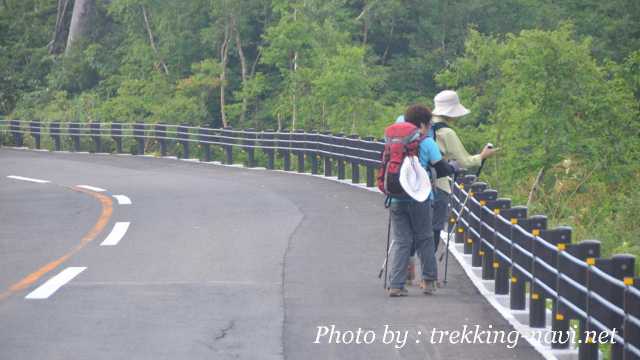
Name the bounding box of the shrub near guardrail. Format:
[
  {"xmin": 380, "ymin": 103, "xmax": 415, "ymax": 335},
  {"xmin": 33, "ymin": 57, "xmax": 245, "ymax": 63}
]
[{"xmin": 1, "ymin": 119, "xmax": 638, "ymax": 360}]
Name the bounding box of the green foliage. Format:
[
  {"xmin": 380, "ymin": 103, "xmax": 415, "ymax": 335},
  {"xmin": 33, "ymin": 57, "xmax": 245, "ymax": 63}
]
[
  {"xmin": 437, "ymin": 25, "xmax": 640, "ymax": 258},
  {"xmin": 1, "ymin": 0, "xmax": 639, "ymax": 259}
]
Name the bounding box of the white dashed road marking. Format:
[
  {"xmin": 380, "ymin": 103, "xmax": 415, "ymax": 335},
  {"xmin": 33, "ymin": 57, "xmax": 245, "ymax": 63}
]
[
  {"xmin": 25, "ymin": 267, "xmax": 86, "ymax": 299},
  {"xmin": 6, "ymin": 175, "xmax": 50, "ymax": 184},
  {"xmin": 113, "ymin": 195, "xmax": 132, "ymax": 205},
  {"xmin": 100, "ymin": 222, "xmax": 131, "ymax": 246},
  {"xmin": 76, "ymin": 185, "xmax": 107, "ymax": 192}
]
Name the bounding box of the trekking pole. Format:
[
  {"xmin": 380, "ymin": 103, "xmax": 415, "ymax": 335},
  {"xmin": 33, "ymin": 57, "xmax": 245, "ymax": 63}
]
[
  {"xmin": 378, "ymin": 238, "xmax": 394, "ymax": 279},
  {"xmin": 377, "ymin": 196, "xmax": 392, "ymax": 287},
  {"xmin": 381, "ymin": 209, "xmax": 392, "ymax": 289},
  {"xmin": 442, "ymin": 143, "xmax": 493, "ymax": 284},
  {"xmin": 441, "ymin": 175, "xmax": 457, "ymax": 286}
]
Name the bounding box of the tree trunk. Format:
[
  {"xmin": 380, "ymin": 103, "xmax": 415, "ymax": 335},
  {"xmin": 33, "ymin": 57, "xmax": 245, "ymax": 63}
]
[
  {"xmin": 277, "ymin": 112, "xmax": 282, "ymax": 132},
  {"xmin": 232, "ymin": 15, "xmax": 248, "ymax": 124},
  {"xmin": 291, "ymin": 8, "xmax": 298, "ymax": 131},
  {"xmin": 527, "ymin": 167, "xmax": 545, "ymax": 208},
  {"xmin": 48, "ymin": 0, "xmax": 71, "ymax": 54},
  {"xmin": 381, "ymin": 22, "xmax": 394, "ymax": 65},
  {"xmin": 219, "ymin": 22, "xmax": 231, "ymax": 128},
  {"xmin": 441, "ymin": 0, "xmax": 447, "ymax": 53},
  {"xmin": 141, "ymin": 5, "xmax": 169, "ymax": 75},
  {"xmin": 66, "ymin": 0, "xmax": 95, "ymax": 53}
]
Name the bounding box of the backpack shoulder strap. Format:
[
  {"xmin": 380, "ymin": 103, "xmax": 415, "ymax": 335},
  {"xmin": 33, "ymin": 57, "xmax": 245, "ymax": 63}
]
[{"xmin": 431, "ymin": 122, "xmax": 449, "ymax": 141}]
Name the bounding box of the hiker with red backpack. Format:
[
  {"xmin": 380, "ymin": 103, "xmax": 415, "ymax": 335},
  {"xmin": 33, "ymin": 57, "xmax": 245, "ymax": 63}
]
[{"xmin": 378, "ymin": 105, "xmax": 454, "ymax": 297}]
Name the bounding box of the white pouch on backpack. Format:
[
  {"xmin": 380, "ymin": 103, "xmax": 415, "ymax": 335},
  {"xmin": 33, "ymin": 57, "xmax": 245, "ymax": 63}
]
[{"xmin": 399, "ymin": 156, "xmax": 432, "ymax": 202}]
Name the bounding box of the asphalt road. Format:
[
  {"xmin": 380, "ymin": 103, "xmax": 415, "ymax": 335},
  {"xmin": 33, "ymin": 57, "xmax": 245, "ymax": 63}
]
[{"xmin": 0, "ymin": 148, "xmax": 544, "ymax": 360}]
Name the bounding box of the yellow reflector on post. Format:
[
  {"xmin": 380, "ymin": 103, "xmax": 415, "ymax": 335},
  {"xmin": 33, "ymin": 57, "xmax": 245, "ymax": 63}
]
[
  {"xmin": 511, "ymin": 218, "xmax": 518, "ymax": 224},
  {"xmin": 624, "ymin": 277, "xmax": 634, "ymax": 286},
  {"xmin": 557, "ymin": 243, "xmax": 566, "ymax": 251},
  {"xmin": 532, "ymin": 229, "xmax": 540, "ymax": 236},
  {"xmin": 531, "ymin": 293, "xmax": 540, "ymax": 300},
  {"xmin": 492, "ymin": 262, "xmax": 499, "ymax": 269},
  {"xmin": 586, "ymin": 258, "xmax": 595, "ymax": 265},
  {"xmin": 511, "ymin": 277, "xmax": 517, "ymax": 283},
  {"xmin": 555, "ymin": 313, "xmax": 565, "ymax": 321}
]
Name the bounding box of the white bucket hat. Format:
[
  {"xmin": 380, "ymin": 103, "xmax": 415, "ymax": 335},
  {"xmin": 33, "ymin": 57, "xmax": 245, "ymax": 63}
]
[
  {"xmin": 399, "ymin": 156, "xmax": 431, "ymax": 202},
  {"xmin": 432, "ymin": 90, "xmax": 470, "ymax": 118}
]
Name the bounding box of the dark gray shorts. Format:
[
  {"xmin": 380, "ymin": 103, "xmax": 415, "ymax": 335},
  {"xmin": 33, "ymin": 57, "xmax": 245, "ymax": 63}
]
[{"xmin": 432, "ymin": 189, "xmax": 451, "ymax": 231}]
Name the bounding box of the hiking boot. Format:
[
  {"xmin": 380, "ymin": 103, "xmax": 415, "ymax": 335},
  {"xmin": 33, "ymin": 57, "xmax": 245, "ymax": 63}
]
[
  {"xmin": 420, "ymin": 280, "xmax": 437, "ymax": 295},
  {"xmin": 388, "ymin": 288, "xmax": 409, "ymax": 297}
]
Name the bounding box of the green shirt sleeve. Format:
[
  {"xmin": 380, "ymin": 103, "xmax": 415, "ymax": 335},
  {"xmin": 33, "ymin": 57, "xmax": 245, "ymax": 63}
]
[{"xmin": 439, "ymin": 128, "xmax": 483, "ymax": 168}]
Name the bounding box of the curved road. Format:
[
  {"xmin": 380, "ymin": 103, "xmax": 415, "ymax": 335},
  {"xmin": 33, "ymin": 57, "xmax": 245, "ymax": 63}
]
[{"xmin": 0, "ymin": 148, "xmax": 543, "ymax": 360}]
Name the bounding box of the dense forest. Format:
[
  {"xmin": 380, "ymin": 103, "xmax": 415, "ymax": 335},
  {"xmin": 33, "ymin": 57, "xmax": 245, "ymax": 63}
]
[{"xmin": 1, "ymin": 0, "xmax": 639, "ymax": 261}]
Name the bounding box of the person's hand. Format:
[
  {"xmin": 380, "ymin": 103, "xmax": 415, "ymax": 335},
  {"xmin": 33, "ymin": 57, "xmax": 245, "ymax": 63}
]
[{"xmin": 480, "ymin": 143, "xmax": 499, "ymax": 160}]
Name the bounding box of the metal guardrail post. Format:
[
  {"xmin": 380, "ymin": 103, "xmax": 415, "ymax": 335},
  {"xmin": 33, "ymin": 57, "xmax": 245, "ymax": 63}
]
[
  {"xmin": 580, "ymin": 248, "xmax": 600, "ymax": 360},
  {"xmin": 51, "ymin": 122, "xmax": 61, "ymax": 151},
  {"xmin": 10, "ymin": 120, "xmax": 22, "ymax": 147},
  {"xmin": 484, "ymin": 198, "xmax": 511, "ymax": 282},
  {"xmin": 111, "ymin": 123, "xmax": 122, "ymax": 153},
  {"xmin": 133, "ymin": 123, "xmax": 145, "ymax": 155},
  {"xmin": 90, "ymin": 122, "xmax": 101, "ymax": 153},
  {"xmin": 69, "ymin": 122, "xmax": 80, "ymax": 152},
  {"xmin": 309, "ymin": 130, "xmax": 319, "ymax": 174},
  {"xmin": 223, "ymin": 126, "xmax": 233, "ymax": 164},
  {"xmin": 468, "ymin": 183, "xmax": 488, "ymax": 266},
  {"xmin": 295, "ymin": 129, "xmax": 305, "ymax": 173},
  {"xmin": 622, "ymin": 274, "xmax": 639, "ymax": 359},
  {"xmin": 477, "ymin": 190, "xmax": 499, "ymax": 279},
  {"xmin": 335, "ymin": 133, "xmax": 346, "ymax": 180},
  {"xmin": 510, "ymin": 213, "xmax": 534, "ymax": 311},
  {"xmin": 453, "ymin": 176, "xmax": 475, "ymax": 247},
  {"xmin": 322, "ymin": 131, "xmax": 332, "ymax": 177},
  {"xmin": 245, "ymin": 128, "xmax": 256, "ymax": 167},
  {"xmin": 30, "ymin": 121, "xmax": 41, "ymax": 149},
  {"xmin": 496, "ymin": 205, "xmax": 526, "ymax": 295},
  {"xmin": 263, "ymin": 130, "xmax": 275, "ymax": 169},
  {"xmin": 363, "ymin": 136, "xmax": 375, "ymax": 187},
  {"xmin": 609, "ymin": 254, "xmax": 635, "ymax": 359},
  {"xmin": 155, "ymin": 124, "xmax": 167, "ymax": 156},
  {"xmin": 528, "ymin": 215, "xmax": 549, "ymax": 328},
  {"xmin": 280, "ymin": 130, "xmax": 291, "ymax": 171},
  {"xmin": 347, "ymin": 134, "xmax": 360, "ymax": 184},
  {"xmin": 536, "ymin": 226, "xmax": 572, "ymax": 348},
  {"xmin": 199, "ymin": 127, "xmax": 211, "ymax": 162},
  {"xmin": 177, "ymin": 124, "xmax": 190, "ymax": 159},
  {"xmin": 557, "ymin": 240, "xmax": 599, "ymax": 350}
]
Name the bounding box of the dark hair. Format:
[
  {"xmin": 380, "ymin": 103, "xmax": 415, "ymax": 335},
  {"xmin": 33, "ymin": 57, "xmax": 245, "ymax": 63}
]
[{"xmin": 404, "ymin": 104, "xmax": 432, "ymax": 128}]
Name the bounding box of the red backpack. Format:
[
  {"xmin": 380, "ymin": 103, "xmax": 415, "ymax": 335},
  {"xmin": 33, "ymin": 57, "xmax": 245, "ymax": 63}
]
[{"xmin": 377, "ymin": 122, "xmax": 423, "ymax": 196}]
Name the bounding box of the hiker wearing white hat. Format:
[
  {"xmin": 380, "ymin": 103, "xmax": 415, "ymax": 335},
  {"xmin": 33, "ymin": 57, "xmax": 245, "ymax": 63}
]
[
  {"xmin": 431, "ymin": 90, "xmax": 498, "ymax": 249},
  {"xmin": 387, "ymin": 105, "xmax": 444, "ymax": 297}
]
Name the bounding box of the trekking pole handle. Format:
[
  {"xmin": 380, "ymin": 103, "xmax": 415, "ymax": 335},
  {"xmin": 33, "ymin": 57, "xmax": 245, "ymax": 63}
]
[{"xmin": 476, "ymin": 143, "xmax": 494, "ymax": 177}]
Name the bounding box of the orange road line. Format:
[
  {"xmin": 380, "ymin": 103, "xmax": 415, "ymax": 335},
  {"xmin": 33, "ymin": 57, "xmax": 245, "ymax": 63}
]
[{"xmin": 0, "ymin": 186, "xmax": 113, "ymax": 301}]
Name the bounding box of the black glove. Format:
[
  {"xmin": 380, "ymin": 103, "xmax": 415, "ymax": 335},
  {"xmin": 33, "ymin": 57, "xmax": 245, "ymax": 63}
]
[{"xmin": 433, "ymin": 159, "xmax": 455, "ymax": 178}]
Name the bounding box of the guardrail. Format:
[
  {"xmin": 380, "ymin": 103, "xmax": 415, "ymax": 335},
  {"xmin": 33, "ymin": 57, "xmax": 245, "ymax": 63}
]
[
  {"xmin": 1, "ymin": 119, "xmax": 638, "ymax": 359},
  {"xmin": 450, "ymin": 175, "xmax": 639, "ymax": 360},
  {"xmin": 0, "ymin": 119, "xmax": 384, "ymax": 186}
]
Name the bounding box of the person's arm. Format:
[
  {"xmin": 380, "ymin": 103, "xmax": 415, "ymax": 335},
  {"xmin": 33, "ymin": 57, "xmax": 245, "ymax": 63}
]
[
  {"xmin": 419, "ymin": 138, "xmax": 441, "ymax": 168},
  {"xmin": 441, "ymin": 129, "xmax": 483, "ymax": 168},
  {"xmin": 432, "ymin": 159, "xmax": 454, "ymax": 178},
  {"xmin": 419, "ymin": 138, "xmax": 453, "ymax": 177}
]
